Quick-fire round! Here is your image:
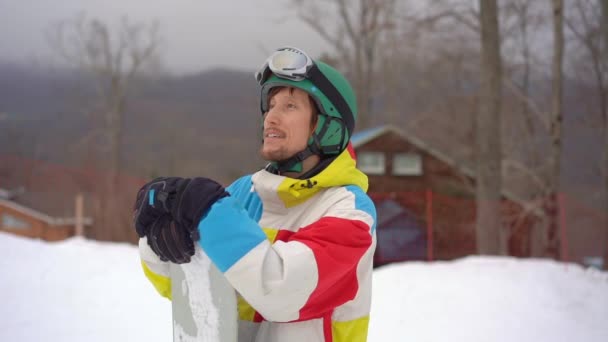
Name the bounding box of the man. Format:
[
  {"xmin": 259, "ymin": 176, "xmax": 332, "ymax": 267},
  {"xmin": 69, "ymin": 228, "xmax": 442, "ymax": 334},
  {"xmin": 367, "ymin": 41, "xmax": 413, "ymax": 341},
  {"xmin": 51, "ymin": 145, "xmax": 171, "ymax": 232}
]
[{"xmin": 135, "ymin": 47, "xmax": 377, "ymax": 342}]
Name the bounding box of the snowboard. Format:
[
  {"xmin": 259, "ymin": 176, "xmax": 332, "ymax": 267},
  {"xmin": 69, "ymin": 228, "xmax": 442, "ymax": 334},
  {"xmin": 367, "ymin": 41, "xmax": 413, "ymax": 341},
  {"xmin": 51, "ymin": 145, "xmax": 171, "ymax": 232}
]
[{"xmin": 170, "ymin": 246, "xmax": 237, "ymax": 342}]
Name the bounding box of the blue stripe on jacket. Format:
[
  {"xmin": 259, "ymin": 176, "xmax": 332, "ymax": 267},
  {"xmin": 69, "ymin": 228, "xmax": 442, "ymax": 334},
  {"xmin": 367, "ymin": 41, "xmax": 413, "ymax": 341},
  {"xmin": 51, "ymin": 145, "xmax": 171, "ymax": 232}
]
[
  {"xmin": 197, "ymin": 175, "xmax": 265, "ymax": 273},
  {"xmin": 226, "ymin": 175, "xmax": 263, "ymax": 222},
  {"xmin": 345, "ymin": 185, "xmax": 377, "ymax": 233}
]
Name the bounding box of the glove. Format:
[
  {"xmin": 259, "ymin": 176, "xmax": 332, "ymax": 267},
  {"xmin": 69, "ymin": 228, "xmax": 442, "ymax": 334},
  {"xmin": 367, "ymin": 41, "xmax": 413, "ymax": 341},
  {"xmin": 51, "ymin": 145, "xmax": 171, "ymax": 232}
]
[
  {"xmin": 133, "ymin": 176, "xmax": 229, "ymax": 263},
  {"xmin": 133, "ymin": 177, "xmax": 190, "ymax": 238},
  {"xmin": 133, "ymin": 177, "xmax": 194, "ymax": 263},
  {"xmin": 169, "ymin": 177, "xmax": 229, "ymax": 241},
  {"xmin": 147, "ymin": 214, "xmax": 195, "ymax": 264}
]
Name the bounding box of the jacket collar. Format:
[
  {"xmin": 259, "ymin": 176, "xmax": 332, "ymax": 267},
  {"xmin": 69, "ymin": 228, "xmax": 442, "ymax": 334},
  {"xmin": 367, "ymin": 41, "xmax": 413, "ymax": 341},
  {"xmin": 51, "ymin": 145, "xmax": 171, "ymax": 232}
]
[{"xmin": 252, "ymin": 147, "xmax": 368, "ymax": 208}]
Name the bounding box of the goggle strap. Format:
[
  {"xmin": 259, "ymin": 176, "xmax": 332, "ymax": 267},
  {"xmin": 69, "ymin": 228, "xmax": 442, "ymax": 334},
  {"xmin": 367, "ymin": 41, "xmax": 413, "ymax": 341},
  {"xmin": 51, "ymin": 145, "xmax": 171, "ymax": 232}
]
[{"xmin": 306, "ymin": 64, "xmax": 355, "ymax": 137}]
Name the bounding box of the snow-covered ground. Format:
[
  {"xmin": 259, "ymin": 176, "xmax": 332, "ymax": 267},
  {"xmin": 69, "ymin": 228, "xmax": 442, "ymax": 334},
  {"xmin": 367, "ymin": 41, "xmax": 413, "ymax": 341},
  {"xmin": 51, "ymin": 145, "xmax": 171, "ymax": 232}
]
[
  {"xmin": 371, "ymin": 257, "xmax": 608, "ymax": 342},
  {"xmin": 1, "ymin": 231, "xmax": 607, "ymax": 342}
]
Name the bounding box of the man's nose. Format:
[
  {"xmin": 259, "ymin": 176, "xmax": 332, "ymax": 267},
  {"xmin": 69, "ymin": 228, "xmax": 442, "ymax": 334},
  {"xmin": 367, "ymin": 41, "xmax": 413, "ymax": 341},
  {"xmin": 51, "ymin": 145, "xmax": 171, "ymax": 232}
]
[{"xmin": 264, "ymin": 108, "xmax": 280, "ymax": 125}]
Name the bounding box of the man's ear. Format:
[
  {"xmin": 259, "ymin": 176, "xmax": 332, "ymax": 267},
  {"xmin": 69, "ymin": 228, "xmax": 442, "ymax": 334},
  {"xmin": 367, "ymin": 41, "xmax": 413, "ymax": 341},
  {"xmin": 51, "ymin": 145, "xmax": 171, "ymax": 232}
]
[
  {"xmin": 310, "ymin": 113, "xmax": 320, "ymax": 135},
  {"xmin": 310, "ymin": 119, "xmax": 317, "ymax": 135}
]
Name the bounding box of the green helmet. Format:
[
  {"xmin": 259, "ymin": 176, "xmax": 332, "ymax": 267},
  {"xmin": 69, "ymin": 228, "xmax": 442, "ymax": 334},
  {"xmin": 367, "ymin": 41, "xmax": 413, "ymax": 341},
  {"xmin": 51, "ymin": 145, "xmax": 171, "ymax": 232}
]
[{"xmin": 259, "ymin": 60, "xmax": 357, "ymax": 173}]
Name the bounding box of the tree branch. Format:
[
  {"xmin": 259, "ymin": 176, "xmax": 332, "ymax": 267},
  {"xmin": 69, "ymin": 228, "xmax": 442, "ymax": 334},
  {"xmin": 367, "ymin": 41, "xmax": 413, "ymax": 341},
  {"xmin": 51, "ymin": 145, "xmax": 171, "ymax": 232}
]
[{"xmin": 503, "ymin": 77, "xmax": 550, "ymax": 132}]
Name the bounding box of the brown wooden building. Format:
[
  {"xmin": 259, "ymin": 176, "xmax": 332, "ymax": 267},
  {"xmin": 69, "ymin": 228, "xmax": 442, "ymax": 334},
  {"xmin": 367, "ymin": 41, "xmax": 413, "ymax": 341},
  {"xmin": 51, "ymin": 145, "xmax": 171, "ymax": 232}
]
[
  {"xmin": 351, "ymin": 125, "xmax": 537, "ymax": 263},
  {"xmin": 0, "ymin": 188, "xmax": 92, "ymax": 241}
]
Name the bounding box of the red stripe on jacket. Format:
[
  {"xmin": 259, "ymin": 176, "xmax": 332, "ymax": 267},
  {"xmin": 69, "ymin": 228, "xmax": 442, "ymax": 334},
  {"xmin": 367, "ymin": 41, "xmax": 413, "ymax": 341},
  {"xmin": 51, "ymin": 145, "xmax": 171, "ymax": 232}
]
[
  {"xmin": 252, "ymin": 217, "xmax": 371, "ymax": 325},
  {"xmin": 288, "ymin": 216, "xmax": 372, "ymax": 321}
]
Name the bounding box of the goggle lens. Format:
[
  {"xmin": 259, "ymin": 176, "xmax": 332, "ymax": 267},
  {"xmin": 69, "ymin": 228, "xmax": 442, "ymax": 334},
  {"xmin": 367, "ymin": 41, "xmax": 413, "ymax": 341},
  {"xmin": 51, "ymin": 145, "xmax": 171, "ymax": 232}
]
[
  {"xmin": 255, "ymin": 47, "xmax": 312, "ymax": 84},
  {"xmin": 271, "ymin": 49, "xmax": 308, "ymax": 71}
]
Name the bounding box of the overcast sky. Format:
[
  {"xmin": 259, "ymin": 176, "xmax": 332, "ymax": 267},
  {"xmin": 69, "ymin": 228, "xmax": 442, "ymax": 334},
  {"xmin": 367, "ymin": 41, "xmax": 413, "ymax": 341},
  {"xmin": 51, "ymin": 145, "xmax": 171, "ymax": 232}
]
[{"xmin": 0, "ymin": 0, "xmax": 331, "ymax": 74}]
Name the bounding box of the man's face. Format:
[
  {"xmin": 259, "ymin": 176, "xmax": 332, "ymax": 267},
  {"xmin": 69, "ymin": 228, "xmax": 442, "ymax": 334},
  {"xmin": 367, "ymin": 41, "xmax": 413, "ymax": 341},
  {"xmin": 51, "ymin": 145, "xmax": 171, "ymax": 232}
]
[{"xmin": 260, "ymin": 87, "xmax": 315, "ymax": 162}]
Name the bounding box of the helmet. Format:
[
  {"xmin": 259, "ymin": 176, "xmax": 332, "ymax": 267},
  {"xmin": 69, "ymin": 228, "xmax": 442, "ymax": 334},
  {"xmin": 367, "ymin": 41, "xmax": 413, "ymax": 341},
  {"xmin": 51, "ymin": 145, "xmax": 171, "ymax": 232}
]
[{"xmin": 257, "ymin": 48, "xmax": 357, "ymax": 174}]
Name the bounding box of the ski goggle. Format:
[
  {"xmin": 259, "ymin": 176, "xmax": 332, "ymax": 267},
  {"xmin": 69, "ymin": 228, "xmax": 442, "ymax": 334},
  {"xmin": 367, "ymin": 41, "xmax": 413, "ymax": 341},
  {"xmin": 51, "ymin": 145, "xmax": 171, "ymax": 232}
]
[
  {"xmin": 255, "ymin": 46, "xmax": 314, "ymax": 84},
  {"xmin": 254, "ymin": 46, "xmax": 355, "ymax": 136}
]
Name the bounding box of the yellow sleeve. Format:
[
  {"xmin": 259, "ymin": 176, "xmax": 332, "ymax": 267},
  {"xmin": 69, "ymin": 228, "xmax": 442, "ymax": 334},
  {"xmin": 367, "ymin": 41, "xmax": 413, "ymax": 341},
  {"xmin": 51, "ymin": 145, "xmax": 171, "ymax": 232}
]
[
  {"xmin": 141, "ymin": 261, "xmax": 172, "ymax": 300},
  {"xmin": 139, "ymin": 237, "xmax": 172, "ymax": 300}
]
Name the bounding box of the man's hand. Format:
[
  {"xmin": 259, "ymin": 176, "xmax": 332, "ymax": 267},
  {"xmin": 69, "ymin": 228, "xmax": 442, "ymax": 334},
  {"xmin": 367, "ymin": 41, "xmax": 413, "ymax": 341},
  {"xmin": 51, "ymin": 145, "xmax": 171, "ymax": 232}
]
[
  {"xmin": 147, "ymin": 214, "xmax": 195, "ymax": 263},
  {"xmin": 133, "ymin": 176, "xmax": 229, "ymax": 264},
  {"xmin": 133, "ymin": 177, "xmax": 190, "ymax": 238},
  {"xmin": 169, "ymin": 177, "xmax": 229, "ymax": 241}
]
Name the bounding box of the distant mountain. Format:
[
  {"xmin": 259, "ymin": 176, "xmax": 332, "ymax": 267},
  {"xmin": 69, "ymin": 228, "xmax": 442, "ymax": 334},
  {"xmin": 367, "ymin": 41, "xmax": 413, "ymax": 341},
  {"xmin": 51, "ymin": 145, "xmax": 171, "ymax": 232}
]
[
  {"xmin": 122, "ymin": 68, "xmax": 264, "ymax": 181},
  {"xmin": 0, "ymin": 64, "xmax": 264, "ymax": 183},
  {"xmin": 0, "ymin": 62, "xmax": 81, "ymax": 118},
  {"xmin": 0, "ymin": 62, "xmax": 604, "ymax": 202}
]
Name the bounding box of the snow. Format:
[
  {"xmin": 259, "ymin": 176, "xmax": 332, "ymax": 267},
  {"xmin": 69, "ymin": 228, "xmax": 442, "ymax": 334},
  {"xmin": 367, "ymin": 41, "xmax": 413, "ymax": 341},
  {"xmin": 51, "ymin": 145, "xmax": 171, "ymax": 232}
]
[
  {"xmin": 1, "ymin": 231, "xmax": 607, "ymax": 342},
  {"xmin": 1, "ymin": 232, "xmax": 172, "ymax": 342},
  {"xmin": 370, "ymin": 257, "xmax": 608, "ymax": 342}
]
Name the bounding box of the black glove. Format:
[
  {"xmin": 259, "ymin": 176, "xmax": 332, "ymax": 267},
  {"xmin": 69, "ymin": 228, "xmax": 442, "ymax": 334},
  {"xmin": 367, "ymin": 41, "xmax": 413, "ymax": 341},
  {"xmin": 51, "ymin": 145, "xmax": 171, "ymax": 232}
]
[
  {"xmin": 169, "ymin": 177, "xmax": 229, "ymax": 241},
  {"xmin": 133, "ymin": 176, "xmax": 229, "ymax": 264},
  {"xmin": 147, "ymin": 214, "xmax": 195, "ymax": 264},
  {"xmin": 133, "ymin": 177, "xmax": 190, "ymax": 238}
]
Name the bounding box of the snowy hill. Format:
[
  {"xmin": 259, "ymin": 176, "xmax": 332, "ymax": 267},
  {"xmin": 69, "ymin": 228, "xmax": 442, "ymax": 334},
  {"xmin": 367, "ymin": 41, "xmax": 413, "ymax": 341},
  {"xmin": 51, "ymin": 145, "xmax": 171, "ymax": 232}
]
[{"xmin": 1, "ymin": 231, "xmax": 607, "ymax": 342}]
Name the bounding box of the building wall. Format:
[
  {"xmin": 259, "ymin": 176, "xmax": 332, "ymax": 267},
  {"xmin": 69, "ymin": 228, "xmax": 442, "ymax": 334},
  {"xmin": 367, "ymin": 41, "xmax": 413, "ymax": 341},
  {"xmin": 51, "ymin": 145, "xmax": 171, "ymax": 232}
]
[
  {"xmin": 356, "ymin": 131, "xmax": 474, "ymax": 197},
  {"xmin": 0, "ymin": 203, "xmax": 74, "ymax": 241},
  {"xmin": 356, "ymin": 131, "xmax": 533, "ymax": 259}
]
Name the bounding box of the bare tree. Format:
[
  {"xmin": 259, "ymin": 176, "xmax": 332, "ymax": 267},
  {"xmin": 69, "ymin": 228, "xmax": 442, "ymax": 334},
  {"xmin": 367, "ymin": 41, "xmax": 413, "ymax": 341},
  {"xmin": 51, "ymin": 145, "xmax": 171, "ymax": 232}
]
[
  {"xmin": 48, "ymin": 14, "xmax": 161, "ymax": 241},
  {"xmin": 501, "ymin": 0, "xmax": 549, "ymax": 169},
  {"xmin": 422, "ymin": 1, "xmax": 549, "ymax": 166},
  {"xmin": 476, "ymin": 0, "xmax": 504, "ymax": 255},
  {"xmin": 566, "ymin": 1, "xmax": 607, "ymax": 139},
  {"xmin": 541, "ymin": 0, "xmax": 564, "ymax": 259},
  {"xmin": 292, "ymin": 0, "xmax": 397, "ymax": 129},
  {"xmin": 498, "ymin": 1, "xmax": 548, "ymax": 207},
  {"xmin": 508, "ymin": 1, "xmax": 533, "ymax": 121},
  {"xmin": 566, "ymin": 0, "xmax": 608, "ymax": 124},
  {"xmin": 387, "ymin": 1, "xmax": 551, "ymax": 255},
  {"xmin": 565, "ymin": 0, "xmax": 608, "ymax": 268},
  {"xmin": 601, "ymin": 0, "xmax": 608, "ymax": 270}
]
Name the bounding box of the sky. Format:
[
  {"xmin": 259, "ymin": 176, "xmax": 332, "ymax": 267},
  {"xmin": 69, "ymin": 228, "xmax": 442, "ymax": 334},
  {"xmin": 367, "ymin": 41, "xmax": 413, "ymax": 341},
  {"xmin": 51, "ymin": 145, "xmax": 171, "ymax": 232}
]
[
  {"xmin": 0, "ymin": 0, "xmax": 331, "ymax": 74},
  {"xmin": 2, "ymin": 231, "xmax": 607, "ymax": 342}
]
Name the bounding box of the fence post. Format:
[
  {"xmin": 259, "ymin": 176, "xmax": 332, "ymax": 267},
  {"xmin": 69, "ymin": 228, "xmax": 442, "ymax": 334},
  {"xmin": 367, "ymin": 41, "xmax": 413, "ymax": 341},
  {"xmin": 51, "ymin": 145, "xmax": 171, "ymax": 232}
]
[
  {"xmin": 426, "ymin": 189, "xmax": 434, "ymax": 262},
  {"xmin": 75, "ymin": 193, "xmax": 84, "ymax": 237},
  {"xmin": 558, "ymin": 193, "xmax": 569, "ymax": 263}
]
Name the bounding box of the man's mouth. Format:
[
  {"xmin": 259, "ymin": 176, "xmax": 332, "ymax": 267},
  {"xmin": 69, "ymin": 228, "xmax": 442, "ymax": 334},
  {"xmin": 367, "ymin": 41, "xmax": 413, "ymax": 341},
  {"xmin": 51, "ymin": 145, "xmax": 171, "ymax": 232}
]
[{"xmin": 264, "ymin": 130, "xmax": 286, "ymax": 139}]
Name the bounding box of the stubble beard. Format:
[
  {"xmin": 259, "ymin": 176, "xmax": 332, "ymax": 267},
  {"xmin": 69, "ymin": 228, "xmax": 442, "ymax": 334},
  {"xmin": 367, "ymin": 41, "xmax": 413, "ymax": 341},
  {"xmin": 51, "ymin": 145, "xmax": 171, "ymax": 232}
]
[{"xmin": 259, "ymin": 145, "xmax": 292, "ymax": 162}]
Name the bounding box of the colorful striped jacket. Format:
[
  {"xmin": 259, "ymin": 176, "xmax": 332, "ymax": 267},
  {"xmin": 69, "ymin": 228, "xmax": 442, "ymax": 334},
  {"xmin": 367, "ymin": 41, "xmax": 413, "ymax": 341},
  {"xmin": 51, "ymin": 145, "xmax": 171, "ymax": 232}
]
[{"xmin": 140, "ymin": 146, "xmax": 377, "ymax": 342}]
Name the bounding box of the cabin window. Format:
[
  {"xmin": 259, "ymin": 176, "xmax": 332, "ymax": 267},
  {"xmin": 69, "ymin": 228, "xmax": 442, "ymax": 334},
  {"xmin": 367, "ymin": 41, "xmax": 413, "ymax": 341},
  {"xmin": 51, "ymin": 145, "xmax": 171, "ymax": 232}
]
[
  {"xmin": 358, "ymin": 152, "xmax": 385, "ymax": 175},
  {"xmin": 393, "ymin": 153, "xmax": 423, "ymax": 176},
  {"xmin": 1, "ymin": 213, "xmax": 30, "ymax": 229}
]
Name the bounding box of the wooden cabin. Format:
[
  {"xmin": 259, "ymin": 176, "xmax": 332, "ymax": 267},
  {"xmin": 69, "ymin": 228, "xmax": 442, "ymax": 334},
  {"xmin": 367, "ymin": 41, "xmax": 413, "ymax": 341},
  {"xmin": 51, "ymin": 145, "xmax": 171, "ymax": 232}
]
[
  {"xmin": 351, "ymin": 125, "xmax": 536, "ymax": 264},
  {"xmin": 0, "ymin": 188, "xmax": 92, "ymax": 241}
]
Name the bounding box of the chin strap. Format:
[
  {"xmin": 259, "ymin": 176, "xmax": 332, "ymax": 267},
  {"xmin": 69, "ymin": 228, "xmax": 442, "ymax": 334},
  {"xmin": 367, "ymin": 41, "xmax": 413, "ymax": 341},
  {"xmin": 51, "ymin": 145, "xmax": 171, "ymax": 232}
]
[{"xmin": 267, "ymin": 144, "xmax": 319, "ymax": 175}]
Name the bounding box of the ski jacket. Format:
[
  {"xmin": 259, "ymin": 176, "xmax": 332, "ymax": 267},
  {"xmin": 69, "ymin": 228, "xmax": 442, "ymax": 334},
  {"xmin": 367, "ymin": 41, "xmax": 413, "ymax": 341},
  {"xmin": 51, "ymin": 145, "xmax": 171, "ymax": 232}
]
[{"xmin": 140, "ymin": 145, "xmax": 377, "ymax": 342}]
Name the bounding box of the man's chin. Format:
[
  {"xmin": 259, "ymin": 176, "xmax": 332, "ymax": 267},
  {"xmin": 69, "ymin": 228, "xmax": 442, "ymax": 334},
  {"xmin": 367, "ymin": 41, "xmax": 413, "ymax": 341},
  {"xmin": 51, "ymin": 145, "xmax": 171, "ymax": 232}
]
[{"xmin": 259, "ymin": 148, "xmax": 291, "ymax": 162}]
